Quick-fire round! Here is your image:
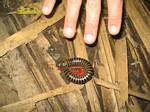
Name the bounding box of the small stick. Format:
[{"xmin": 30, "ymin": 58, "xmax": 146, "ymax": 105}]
[{"xmin": 129, "ymin": 89, "xmax": 150, "ymax": 101}]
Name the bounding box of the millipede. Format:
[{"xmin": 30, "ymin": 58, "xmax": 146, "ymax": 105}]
[{"xmin": 56, "ymin": 58, "xmax": 94, "ymax": 84}]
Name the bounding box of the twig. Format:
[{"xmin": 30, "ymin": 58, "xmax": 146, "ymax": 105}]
[
  {"xmin": 94, "ymin": 78, "xmax": 120, "ymax": 91},
  {"xmin": 129, "ymin": 89, "xmax": 150, "ymax": 101}
]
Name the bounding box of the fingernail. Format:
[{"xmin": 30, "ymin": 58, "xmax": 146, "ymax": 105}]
[
  {"xmin": 110, "ymin": 25, "xmax": 117, "ymax": 34},
  {"xmin": 63, "ymin": 27, "xmax": 74, "ymax": 38},
  {"xmin": 42, "ymin": 6, "xmax": 49, "ymax": 15},
  {"xmin": 84, "ymin": 34, "xmax": 95, "ymax": 44}
]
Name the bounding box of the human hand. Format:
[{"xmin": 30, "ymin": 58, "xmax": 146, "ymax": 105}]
[{"xmin": 42, "ymin": 0, "xmax": 123, "ymax": 44}]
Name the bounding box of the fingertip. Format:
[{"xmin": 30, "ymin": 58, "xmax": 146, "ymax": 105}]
[
  {"xmin": 108, "ymin": 25, "xmax": 120, "ymax": 35},
  {"xmin": 63, "ymin": 27, "xmax": 75, "ymax": 38},
  {"xmin": 42, "ymin": 6, "xmax": 51, "ymax": 15},
  {"xmin": 84, "ymin": 34, "xmax": 96, "ymax": 44},
  {"xmin": 42, "ymin": 0, "xmax": 55, "ymax": 15}
]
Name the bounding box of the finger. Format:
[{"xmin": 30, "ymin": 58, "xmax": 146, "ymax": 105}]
[
  {"xmin": 84, "ymin": 0, "xmax": 101, "ymax": 44},
  {"xmin": 63, "ymin": 0, "xmax": 82, "ymax": 38},
  {"xmin": 42, "ymin": 0, "xmax": 56, "ymax": 15},
  {"xmin": 107, "ymin": 0, "xmax": 123, "ymax": 35}
]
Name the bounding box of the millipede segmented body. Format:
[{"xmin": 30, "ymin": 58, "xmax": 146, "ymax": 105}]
[{"xmin": 56, "ymin": 58, "xmax": 94, "ymax": 84}]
